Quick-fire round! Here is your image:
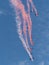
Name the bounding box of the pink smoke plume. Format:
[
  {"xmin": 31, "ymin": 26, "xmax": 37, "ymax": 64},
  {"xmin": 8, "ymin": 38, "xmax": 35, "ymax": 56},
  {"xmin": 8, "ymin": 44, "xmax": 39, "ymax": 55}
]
[{"xmin": 10, "ymin": 0, "xmax": 38, "ymax": 61}]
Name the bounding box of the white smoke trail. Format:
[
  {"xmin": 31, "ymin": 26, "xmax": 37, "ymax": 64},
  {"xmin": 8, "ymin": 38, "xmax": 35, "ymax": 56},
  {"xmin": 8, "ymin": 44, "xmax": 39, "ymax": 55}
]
[
  {"xmin": 19, "ymin": 35, "xmax": 34, "ymax": 61},
  {"xmin": 16, "ymin": 18, "xmax": 33, "ymax": 61},
  {"xmin": 29, "ymin": 0, "xmax": 38, "ymax": 16}
]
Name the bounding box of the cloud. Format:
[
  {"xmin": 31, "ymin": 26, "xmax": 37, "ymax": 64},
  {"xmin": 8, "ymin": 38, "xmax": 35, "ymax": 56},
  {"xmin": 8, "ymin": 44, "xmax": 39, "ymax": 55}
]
[
  {"xmin": 0, "ymin": 10, "xmax": 6, "ymax": 15},
  {"xmin": 8, "ymin": 61, "xmax": 17, "ymax": 65},
  {"xmin": 38, "ymin": 61, "xmax": 44, "ymax": 65},
  {"xmin": 18, "ymin": 60, "xmax": 30, "ymax": 65},
  {"xmin": 0, "ymin": 11, "xmax": 3, "ymax": 14}
]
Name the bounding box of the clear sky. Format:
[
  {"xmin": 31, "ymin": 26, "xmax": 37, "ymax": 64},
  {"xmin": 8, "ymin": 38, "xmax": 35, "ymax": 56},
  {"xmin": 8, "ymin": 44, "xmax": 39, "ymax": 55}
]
[{"xmin": 0, "ymin": 0, "xmax": 49, "ymax": 65}]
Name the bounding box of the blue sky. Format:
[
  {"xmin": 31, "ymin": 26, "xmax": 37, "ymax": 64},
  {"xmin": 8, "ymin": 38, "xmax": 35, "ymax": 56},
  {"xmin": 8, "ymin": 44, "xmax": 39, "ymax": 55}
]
[{"xmin": 0, "ymin": 0, "xmax": 49, "ymax": 65}]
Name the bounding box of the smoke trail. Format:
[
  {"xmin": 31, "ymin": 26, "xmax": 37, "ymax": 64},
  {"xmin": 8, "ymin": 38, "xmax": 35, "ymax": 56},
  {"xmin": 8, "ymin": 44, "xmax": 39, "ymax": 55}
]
[
  {"xmin": 29, "ymin": 0, "xmax": 38, "ymax": 16},
  {"xmin": 16, "ymin": 16, "xmax": 33, "ymax": 61},
  {"xmin": 19, "ymin": 35, "xmax": 33, "ymax": 61},
  {"xmin": 10, "ymin": 0, "xmax": 38, "ymax": 61}
]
